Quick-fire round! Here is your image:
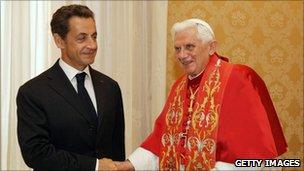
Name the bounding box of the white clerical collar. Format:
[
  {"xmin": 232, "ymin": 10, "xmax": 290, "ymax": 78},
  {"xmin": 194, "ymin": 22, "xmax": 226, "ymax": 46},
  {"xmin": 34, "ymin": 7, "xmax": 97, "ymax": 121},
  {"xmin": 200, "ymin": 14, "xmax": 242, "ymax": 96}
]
[
  {"xmin": 188, "ymin": 69, "xmax": 205, "ymax": 80},
  {"xmin": 59, "ymin": 58, "xmax": 91, "ymax": 81}
]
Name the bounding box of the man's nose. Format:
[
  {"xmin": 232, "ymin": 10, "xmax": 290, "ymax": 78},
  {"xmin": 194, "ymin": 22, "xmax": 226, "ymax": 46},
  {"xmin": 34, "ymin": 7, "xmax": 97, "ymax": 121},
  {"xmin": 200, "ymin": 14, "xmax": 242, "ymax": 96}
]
[
  {"xmin": 86, "ymin": 38, "xmax": 97, "ymax": 50},
  {"xmin": 178, "ymin": 48, "xmax": 187, "ymax": 59}
]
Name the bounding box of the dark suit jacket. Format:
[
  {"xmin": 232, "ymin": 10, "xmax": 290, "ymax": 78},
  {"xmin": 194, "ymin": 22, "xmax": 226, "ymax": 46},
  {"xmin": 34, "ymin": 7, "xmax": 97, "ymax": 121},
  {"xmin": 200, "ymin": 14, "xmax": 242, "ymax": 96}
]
[{"xmin": 17, "ymin": 60, "xmax": 125, "ymax": 171}]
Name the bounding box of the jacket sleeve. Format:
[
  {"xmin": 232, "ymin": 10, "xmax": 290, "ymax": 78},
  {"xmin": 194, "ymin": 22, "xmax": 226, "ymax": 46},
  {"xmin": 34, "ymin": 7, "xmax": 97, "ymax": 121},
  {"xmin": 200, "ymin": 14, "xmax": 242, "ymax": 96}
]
[
  {"xmin": 111, "ymin": 82, "xmax": 125, "ymax": 161},
  {"xmin": 16, "ymin": 86, "xmax": 96, "ymax": 171}
]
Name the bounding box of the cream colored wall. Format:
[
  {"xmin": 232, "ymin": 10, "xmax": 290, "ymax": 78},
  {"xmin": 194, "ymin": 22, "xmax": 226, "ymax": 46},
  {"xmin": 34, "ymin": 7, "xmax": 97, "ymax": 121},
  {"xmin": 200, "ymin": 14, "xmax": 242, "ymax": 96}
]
[{"xmin": 167, "ymin": 1, "xmax": 303, "ymax": 170}]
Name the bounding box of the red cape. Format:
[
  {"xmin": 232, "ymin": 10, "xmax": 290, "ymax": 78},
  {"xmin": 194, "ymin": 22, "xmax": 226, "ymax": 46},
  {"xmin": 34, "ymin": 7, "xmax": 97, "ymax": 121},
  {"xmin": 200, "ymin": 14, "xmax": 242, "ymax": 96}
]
[{"xmin": 216, "ymin": 64, "xmax": 287, "ymax": 162}]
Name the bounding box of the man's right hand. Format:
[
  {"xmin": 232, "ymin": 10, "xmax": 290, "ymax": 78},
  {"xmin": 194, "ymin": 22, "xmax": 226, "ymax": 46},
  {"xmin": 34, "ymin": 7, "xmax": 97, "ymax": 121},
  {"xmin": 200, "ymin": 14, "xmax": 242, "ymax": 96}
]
[
  {"xmin": 114, "ymin": 160, "xmax": 134, "ymax": 171},
  {"xmin": 98, "ymin": 158, "xmax": 117, "ymax": 170}
]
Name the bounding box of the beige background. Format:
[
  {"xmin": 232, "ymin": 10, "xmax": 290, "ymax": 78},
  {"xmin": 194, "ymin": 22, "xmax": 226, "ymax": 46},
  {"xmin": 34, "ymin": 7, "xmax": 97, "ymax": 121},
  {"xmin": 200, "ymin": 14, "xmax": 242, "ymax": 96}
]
[
  {"xmin": 0, "ymin": 1, "xmax": 168, "ymax": 169},
  {"xmin": 167, "ymin": 1, "xmax": 303, "ymax": 170}
]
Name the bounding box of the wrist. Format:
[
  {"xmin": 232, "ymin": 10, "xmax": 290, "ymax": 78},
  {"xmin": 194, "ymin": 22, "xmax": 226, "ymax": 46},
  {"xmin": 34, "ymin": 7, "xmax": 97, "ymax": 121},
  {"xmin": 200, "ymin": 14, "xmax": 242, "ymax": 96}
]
[
  {"xmin": 114, "ymin": 160, "xmax": 134, "ymax": 171},
  {"xmin": 125, "ymin": 160, "xmax": 135, "ymax": 170}
]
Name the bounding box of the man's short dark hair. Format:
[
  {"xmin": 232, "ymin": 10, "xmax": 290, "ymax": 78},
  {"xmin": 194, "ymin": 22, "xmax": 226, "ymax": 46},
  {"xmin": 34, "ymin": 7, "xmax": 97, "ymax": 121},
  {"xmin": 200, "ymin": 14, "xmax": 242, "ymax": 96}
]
[{"xmin": 50, "ymin": 4, "xmax": 94, "ymax": 39}]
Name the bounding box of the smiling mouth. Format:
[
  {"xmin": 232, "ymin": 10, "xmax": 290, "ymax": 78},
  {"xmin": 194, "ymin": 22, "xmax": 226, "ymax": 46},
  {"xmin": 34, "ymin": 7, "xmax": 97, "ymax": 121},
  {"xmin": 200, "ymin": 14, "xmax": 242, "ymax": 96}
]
[
  {"xmin": 83, "ymin": 51, "xmax": 96, "ymax": 56},
  {"xmin": 180, "ymin": 57, "xmax": 193, "ymax": 66}
]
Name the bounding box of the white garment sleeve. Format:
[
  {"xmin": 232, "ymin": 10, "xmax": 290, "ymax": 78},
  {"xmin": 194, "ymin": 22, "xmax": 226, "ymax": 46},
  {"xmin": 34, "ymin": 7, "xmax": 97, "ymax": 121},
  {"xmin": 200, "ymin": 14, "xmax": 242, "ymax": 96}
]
[
  {"xmin": 212, "ymin": 161, "xmax": 282, "ymax": 171},
  {"xmin": 128, "ymin": 147, "xmax": 159, "ymax": 170},
  {"xmin": 127, "ymin": 148, "xmax": 251, "ymax": 170},
  {"xmin": 128, "ymin": 148, "xmax": 282, "ymax": 171},
  {"xmin": 212, "ymin": 161, "xmax": 241, "ymax": 170}
]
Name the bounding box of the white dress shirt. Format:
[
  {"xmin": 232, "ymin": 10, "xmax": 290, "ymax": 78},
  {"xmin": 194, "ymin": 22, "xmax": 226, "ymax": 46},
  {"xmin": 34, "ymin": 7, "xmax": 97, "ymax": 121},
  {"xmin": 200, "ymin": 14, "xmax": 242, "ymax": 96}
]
[
  {"xmin": 59, "ymin": 59, "xmax": 99, "ymax": 170},
  {"xmin": 59, "ymin": 59, "xmax": 97, "ymax": 112}
]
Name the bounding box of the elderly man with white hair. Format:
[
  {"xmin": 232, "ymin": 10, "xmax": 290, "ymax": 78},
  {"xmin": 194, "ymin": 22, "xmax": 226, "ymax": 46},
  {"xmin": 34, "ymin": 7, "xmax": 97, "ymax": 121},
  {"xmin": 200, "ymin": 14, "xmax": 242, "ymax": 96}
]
[{"xmin": 116, "ymin": 18, "xmax": 287, "ymax": 170}]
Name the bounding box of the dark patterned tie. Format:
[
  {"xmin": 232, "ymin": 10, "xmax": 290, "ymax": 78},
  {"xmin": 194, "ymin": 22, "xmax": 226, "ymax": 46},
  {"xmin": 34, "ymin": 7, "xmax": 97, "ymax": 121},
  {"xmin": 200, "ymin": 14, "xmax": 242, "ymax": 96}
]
[{"xmin": 75, "ymin": 72, "xmax": 98, "ymax": 126}]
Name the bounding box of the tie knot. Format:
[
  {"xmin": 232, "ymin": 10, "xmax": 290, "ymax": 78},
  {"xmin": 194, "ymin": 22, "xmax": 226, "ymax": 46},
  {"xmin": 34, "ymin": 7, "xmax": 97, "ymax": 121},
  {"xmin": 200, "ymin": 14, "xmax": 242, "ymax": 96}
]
[{"xmin": 75, "ymin": 72, "xmax": 86, "ymax": 84}]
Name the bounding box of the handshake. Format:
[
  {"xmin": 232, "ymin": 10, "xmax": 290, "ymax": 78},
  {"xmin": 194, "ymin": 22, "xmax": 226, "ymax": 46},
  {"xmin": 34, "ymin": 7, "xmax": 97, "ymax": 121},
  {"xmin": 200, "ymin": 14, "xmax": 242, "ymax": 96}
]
[{"xmin": 98, "ymin": 158, "xmax": 134, "ymax": 171}]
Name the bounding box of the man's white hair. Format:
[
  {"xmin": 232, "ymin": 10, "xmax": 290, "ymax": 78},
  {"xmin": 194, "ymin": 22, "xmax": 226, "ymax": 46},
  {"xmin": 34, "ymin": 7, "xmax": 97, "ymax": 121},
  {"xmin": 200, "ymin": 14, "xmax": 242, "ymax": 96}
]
[{"xmin": 171, "ymin": 18, "xmax": 215, "ymax": 42}]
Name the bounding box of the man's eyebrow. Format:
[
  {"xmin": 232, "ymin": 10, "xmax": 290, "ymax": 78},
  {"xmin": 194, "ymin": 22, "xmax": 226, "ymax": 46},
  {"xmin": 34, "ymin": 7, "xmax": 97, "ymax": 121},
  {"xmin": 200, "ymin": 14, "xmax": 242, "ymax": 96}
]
[
  {"xmin": 77, "ymin": 33, "xmax": 88, "ymax": 36},
  {"xmin": 186, "ymin": 43, "xmax": 195, "ymax": 46}
]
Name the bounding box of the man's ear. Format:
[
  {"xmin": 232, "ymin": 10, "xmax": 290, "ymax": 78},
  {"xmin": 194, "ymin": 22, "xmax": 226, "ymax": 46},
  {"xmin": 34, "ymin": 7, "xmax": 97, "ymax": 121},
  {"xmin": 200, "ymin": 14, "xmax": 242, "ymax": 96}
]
[
  {"xmin": 208, "ymin": 40, "xmax": 218, "ymax": 55},
  {"xmin": 53, "ymin": 33, "xmax": 65, "ymax": 49}
]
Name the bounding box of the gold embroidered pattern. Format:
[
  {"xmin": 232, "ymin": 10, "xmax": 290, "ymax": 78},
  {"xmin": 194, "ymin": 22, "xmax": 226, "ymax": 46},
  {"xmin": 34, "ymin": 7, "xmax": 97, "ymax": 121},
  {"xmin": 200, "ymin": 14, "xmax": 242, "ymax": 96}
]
[
  {"xmin": 161, "ymin": 79, "xmax": 186, "ymax": 170},
  {"xmin": 160, "ymin": 59, "xmax": 223, "ymax": 170},
  {"xmin": 186, "ymin": 59, "xmax": 222, "ymax": 170}
]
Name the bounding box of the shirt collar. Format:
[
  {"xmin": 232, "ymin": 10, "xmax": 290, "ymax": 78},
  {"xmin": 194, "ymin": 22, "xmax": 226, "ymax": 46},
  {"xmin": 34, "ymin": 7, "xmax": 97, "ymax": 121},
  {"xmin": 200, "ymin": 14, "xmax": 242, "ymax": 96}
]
[
  {"xmin": 188, "ymin": 68, "xmax": 205, "ymax": 80},
  {"xmin": 59, "ymin": 58, "xmax": 91, "ymax": 81}
]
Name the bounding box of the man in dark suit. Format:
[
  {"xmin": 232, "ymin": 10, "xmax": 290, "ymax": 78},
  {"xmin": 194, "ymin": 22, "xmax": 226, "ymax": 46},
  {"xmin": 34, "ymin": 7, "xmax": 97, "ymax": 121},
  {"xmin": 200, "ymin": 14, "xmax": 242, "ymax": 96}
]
[{"xmin": 16, "ymin": 4, "xmax": 125, "ymax": 170}]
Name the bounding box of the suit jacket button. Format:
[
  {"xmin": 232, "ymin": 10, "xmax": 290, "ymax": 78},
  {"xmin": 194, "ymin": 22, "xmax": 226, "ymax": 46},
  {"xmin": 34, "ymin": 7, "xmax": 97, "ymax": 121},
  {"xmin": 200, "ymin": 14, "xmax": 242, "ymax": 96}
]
[
  {"xmin": 89, "ymin": 125, "xmax": 95, "ymax": 131},
  {"xmin": 89, "ymin": 125, "xmax": 98, "ymax": 135}
]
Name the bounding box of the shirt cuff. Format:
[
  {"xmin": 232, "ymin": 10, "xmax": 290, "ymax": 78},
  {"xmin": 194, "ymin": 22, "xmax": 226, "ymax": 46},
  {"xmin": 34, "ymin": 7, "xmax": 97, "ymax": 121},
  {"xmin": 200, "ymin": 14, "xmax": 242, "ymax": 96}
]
[
  {"xmin": 95, "ymin": 159, "xmax": 99, "ymax": 170},
  {"xmin": 128, "ymin": 147, "xmax": 159, "ymax": 170}
]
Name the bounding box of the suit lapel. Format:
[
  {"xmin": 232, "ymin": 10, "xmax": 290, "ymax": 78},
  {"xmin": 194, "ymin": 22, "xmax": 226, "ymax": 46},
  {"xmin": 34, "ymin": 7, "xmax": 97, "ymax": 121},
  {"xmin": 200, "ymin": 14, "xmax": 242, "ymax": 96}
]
[
  {"xmin": 46, "ymin": 60, "xmax": 94, "ymax": 125},
  {"xmin": 90, "ymin": 67, "xmax": 106, "ymax": 126}
]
